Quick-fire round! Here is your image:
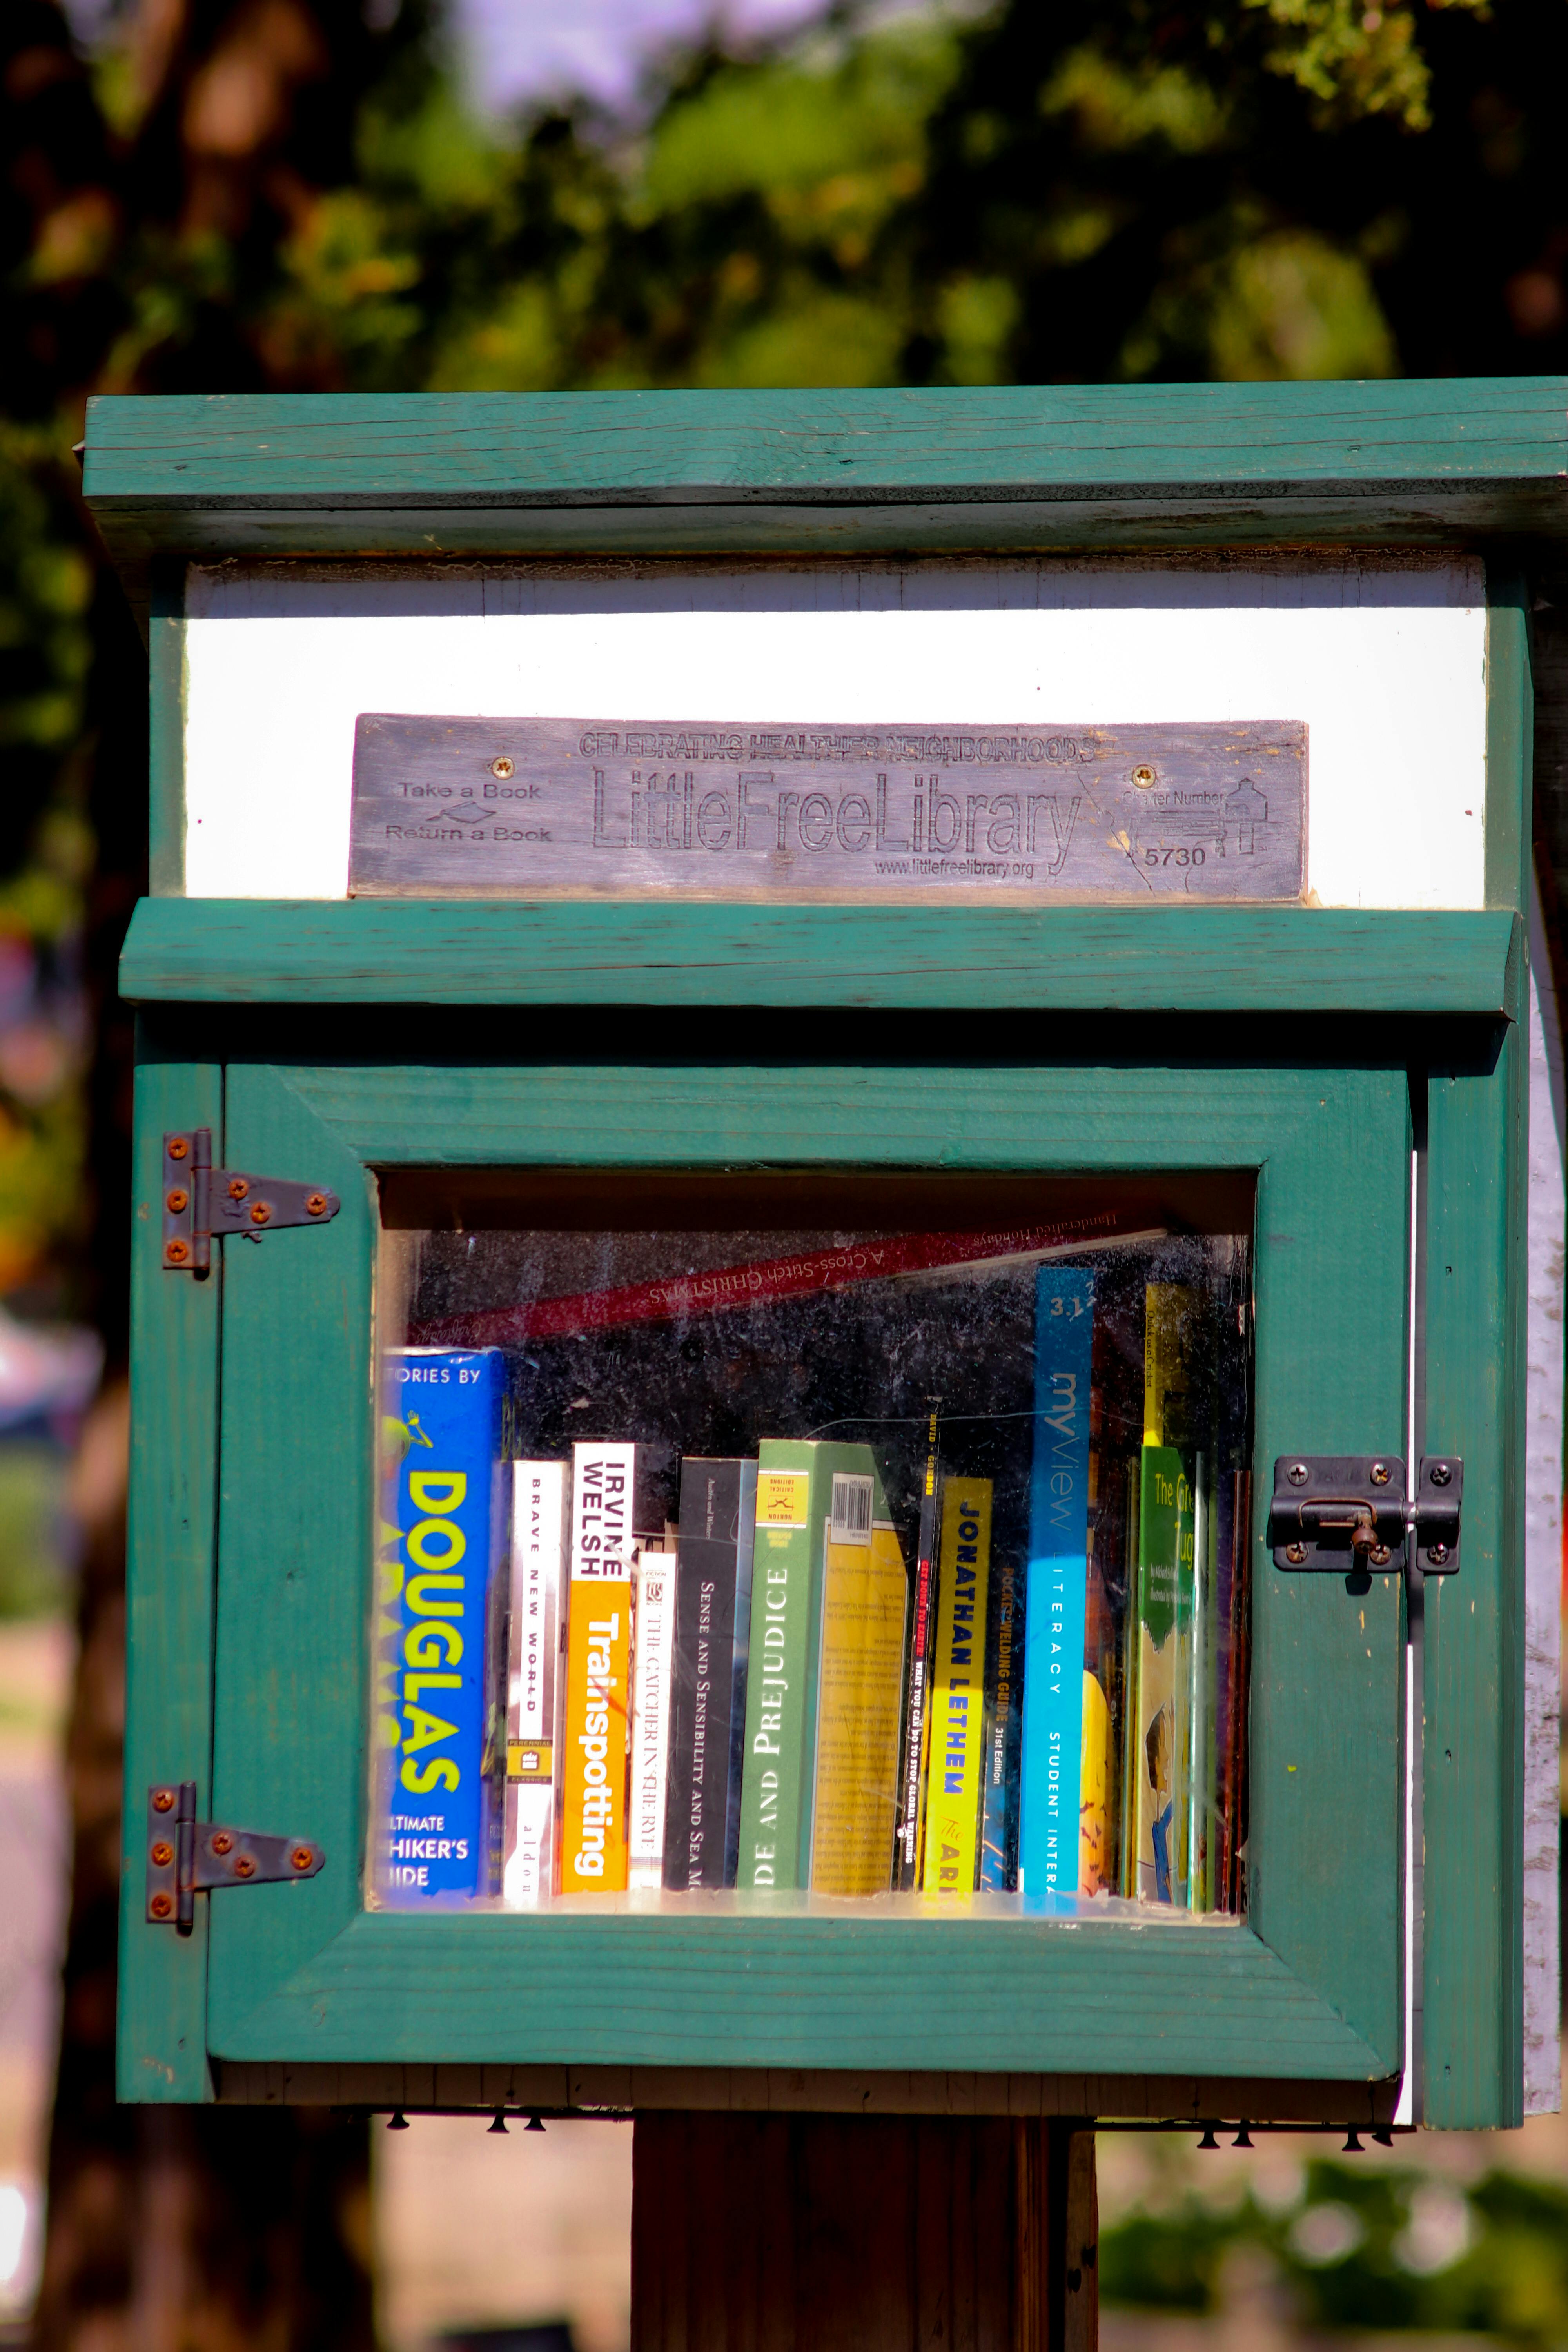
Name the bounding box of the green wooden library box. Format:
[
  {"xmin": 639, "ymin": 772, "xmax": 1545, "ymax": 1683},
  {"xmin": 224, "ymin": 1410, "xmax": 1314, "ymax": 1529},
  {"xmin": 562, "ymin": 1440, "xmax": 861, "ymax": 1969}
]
[{"xmin": 90, "ymin": 381, "xmax": 1559, "ymax": 2138}]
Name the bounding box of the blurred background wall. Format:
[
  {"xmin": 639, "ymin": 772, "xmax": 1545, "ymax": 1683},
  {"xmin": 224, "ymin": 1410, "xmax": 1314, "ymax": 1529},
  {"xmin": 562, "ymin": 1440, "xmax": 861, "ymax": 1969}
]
[{"xmin": 3, "ymin": 0, "xmax": 1568, "ymax": 2344}]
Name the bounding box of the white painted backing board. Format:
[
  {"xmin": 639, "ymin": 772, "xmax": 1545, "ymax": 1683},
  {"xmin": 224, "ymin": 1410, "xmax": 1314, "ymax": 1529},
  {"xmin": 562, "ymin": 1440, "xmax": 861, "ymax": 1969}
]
[{"xmin": 180, "ymin": 558, "xmax": 1488, "ymax": 908}]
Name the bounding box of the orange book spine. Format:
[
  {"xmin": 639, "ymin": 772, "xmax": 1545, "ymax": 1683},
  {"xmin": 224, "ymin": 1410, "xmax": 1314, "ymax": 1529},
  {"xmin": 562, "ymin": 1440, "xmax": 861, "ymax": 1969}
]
[{"xmin": 559, "ymin": 1441, "xmax": 635, "ymax": 1893}]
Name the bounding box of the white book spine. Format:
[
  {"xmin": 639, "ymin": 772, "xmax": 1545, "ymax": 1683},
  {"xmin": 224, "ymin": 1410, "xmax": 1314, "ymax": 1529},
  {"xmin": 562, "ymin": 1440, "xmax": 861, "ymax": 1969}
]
[
  {"xmin": 569, "ymin": 1441, "xmax": 637, "ymax": 1582},
  {"xmin": 628, "ymin": 1544, "xmax": 676, "ymax": 1888},
  {"xmin": 504, "ymin": 1459, "xmax": 568, "ymax": 1907}
]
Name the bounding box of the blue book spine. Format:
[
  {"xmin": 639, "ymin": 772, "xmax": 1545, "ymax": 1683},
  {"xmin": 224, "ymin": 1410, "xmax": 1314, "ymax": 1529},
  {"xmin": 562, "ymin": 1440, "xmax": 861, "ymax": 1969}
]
[
  {"xmin": 1020, "ymin": 1268, "xmax": 1095, "ymax": 1896},
  {"xmin": 381, "ymin": 1348, "xmax": 508, "ymax": 1904}
]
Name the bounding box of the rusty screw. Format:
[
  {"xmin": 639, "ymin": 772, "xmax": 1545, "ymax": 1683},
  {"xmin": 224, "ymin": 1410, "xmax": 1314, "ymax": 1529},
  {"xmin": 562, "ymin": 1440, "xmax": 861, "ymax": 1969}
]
[
  {"xmin": 1369, "ymin": 1544, "xmax": 1392, "ymax": 1568},
  {"xmin": 1427, "ymin": 1542, "xmax": 1450, "ymax": 1566},
  {"xmin": 291, "ymin": 1846, "xmax": 315, "ymax": 1873},
  {"xmin": 1131, "ymin": 764, "xmax": 1157, "ymax": 788},
  {"xmin": 232, "ymin": 1854, "xmax": 256, "ymax": 1878},
  {"xmin": 306, "ymin": 1193, "xmax": 328, "ymax": 1216},
  {"xmin": 1285, "ymin": 1541, "xmax": 1308, "ymax": 1565},
  {"xmin": 249, "ymin": 1201, "xmax": 272, "ymax": 1226},
  {"xmin": 166, "ymin": 1187, "xmax": 189, "ymax": 1214},
  {"xmin": 1429, "ymin": 1461, "xmax": 1452, "ymax": 1488},
  {"xmin": 167, "ymin": 1136, "xmax": 189, "ymax": 1161},
  {"xmin": 149, "ymin": 1893, "xmax": 174, "ymax": 1920},
  {"xmin": 1287, "ymin": 1463, "xmax": 1309, "ymax": 1487},
  {"xmin": 1370, "ymin": 1461, "xmax": 1390, "ymax": 1487},
  {"xmin": 152, "ymin": 1788, "xmax": 176, "ymax": 1813},
  {"xmin": 491, "ymin": 756, "xmax": 514, "ymax": 779},
  {"xmin": 211, "ymin": 1830, "xmax": 233, "ymax": 1856},
  {"xmin": 149, "ymin": 1839, "xmax": 174, "ymax": 1867},
  {"xmin": 228, "ymin": 1177, "xmax": 249, "ymax": 1201},
  {"xmin": 165, "ymin": 1240, "xmax": 190, "ymax": 1266}
]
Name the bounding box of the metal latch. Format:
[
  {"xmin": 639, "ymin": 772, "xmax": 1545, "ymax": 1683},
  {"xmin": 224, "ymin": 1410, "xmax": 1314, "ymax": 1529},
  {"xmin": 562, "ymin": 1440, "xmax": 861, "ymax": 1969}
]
[
  {"xmin": 146, "ymin": 1782, "xmax": 325, "ymax": 1934},
  {"xmin": 1268, "ymin": 1455, "xmax": 1462, "ymax": 1579},
  {"xmin": 163, "ymin": 1128, "xmax": 339, "ymax": 1272}
]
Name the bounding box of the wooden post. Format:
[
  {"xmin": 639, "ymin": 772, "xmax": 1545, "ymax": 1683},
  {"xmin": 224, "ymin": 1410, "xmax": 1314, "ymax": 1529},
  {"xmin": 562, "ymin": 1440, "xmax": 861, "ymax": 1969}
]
[{"xmin": 632, "ymin": 2110, "xmax": 1097, "ymax": 2351}]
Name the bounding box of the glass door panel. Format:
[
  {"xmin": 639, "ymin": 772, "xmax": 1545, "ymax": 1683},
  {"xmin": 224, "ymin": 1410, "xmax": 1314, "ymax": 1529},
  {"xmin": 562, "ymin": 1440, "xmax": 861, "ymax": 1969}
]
[{"xmin": 369, "ymin": 1171, "xmax": 1255, "ymax": 1923}]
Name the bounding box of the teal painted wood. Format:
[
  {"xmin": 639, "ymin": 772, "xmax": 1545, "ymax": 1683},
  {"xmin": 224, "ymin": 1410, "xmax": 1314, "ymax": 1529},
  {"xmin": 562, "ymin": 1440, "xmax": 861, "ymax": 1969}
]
[
  {"xmin": 96, "ymin": 501, "xmax": 1568, "ymax": 567},
  {"xmin": 82, "ymin": 383, "xmax": 1568, "ymax": 500},
  {"xmin": 208, "ymin": 1065, "xmax": 375, "ymax": 2043},
  {"xmin": 1249, "ymin": 1080, "xmax": 1410, "ymax": 2078},
  {"xmin": 118, "ymin": 1053, "xmax": 222, "ymax": 2102},
  {"xmin": 1485, "ymin": 570, "xmax": 1534, "ymax": 915},
  {"xmin": 148, "ymin": 566, "xmax": 184, "ymax": 897},
  {"xmin": 116, "ymin": 900, "xmax": 1522, "ymax": 1016},
  {"xmin": 80, "ymin": 383, "xmax": 1568, "ymax": 561},
  {"xmin": 1423, "ymin": 1022, "xmax": 1527, "ymax": 2128},
  {"xmin": 202, "ymin": 1057, "xmax": 1408, "ymax": 2082},
  {"xmin": 213, "ymin": 1913, "xmax": 1384, "ymax": 2077}
]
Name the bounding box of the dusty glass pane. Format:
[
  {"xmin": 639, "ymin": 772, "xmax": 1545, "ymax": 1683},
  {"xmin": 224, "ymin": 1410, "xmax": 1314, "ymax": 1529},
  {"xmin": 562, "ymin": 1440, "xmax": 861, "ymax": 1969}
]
[{"xmin": 368, "ymin": 1174, "xmax": 1252, "ymax": 1920}]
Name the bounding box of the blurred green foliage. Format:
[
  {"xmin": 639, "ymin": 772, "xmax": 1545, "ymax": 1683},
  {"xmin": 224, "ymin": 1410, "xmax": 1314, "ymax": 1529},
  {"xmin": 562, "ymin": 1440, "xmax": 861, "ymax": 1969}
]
[
  {"xmin": 0, "ymin": 1440, "xmax": 74, "ymax": 1618},
  {"xmin": 2, "ymin": 0, "xmax": 1568, "ymax": 1330},
  {"xmin": 216, "ymin": 0, "xmax": 1499, "ymax": 396},
  {"xmin": 1100, "ymin": 2155, "xmax": 1568, "ymax": 2341},
  {"xmin": 0, "ymin": 431, "xmax": 93, "ymax": 1304}
]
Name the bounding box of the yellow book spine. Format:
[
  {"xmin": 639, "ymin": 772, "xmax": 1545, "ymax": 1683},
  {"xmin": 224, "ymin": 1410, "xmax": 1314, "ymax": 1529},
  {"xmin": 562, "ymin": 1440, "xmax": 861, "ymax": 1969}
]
[
  {"xmin": 1079, "ymin": 1668, "xmax": 1109, "ymax": 1893},
  {"xmin": 920, "ymin": 1479, "xmax": 992, "ymax": 1896},
  {"xmin": 809, "ymin": 1519, "xmax": 908, "ymax": 1896}
]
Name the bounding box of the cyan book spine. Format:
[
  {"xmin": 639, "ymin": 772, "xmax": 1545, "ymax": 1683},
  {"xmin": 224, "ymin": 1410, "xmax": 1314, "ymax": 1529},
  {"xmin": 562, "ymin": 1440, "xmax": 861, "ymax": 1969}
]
[
  {"xmin": 381, "ymin": 1347, "xmax": 508, "ymax": 1905},
  {"xmin": 1020, "ymin": 1267, "xmax": 1094, "ymax": 1896}
]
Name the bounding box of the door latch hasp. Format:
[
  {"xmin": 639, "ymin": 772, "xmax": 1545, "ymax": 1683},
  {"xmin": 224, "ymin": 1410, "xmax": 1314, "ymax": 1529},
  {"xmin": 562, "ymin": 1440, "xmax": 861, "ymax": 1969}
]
[
  {"xmin": 1268, "ymin": 1455, "xmax": 1462, "ymax": 1578},
  {"xmin": 162, "ymin": 1128, "xmax": 339, "ymax": 1272},
  {"xmin": 146, "ymin": 1782, "xmax": 325, "ymax": 1934}
]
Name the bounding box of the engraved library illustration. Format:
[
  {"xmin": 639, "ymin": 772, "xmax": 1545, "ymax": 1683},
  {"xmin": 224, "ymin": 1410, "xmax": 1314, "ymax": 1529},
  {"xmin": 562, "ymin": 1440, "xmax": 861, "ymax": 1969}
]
[{"xmin": 351, "ymin": 713, "xmax": 1306, "ymax": 900}]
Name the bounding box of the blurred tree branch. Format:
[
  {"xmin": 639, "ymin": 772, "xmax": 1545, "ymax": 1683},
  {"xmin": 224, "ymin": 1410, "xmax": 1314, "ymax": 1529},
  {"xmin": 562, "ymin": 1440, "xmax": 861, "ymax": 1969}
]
[
  {"xmin": 5, "ymin": 0, "xmax": 1567, "ymax": 2342},
  {"xmin": 5, "ymin": 5, "xmax": 411, "ymax": 2344}
]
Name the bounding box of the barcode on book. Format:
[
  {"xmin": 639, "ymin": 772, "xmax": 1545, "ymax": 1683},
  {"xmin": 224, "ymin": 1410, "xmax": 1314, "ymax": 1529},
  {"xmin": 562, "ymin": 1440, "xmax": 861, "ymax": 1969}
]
[{"xmin": 830, "ymin": 1474, "xmax": 873, "ymax": 1544}]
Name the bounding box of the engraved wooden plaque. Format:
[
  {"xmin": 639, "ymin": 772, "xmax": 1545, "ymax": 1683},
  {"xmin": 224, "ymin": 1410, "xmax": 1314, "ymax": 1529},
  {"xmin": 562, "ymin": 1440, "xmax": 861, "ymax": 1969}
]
[{"xmin": 349, "ymin": 715, "xmax": 1306, "ymax": 901}]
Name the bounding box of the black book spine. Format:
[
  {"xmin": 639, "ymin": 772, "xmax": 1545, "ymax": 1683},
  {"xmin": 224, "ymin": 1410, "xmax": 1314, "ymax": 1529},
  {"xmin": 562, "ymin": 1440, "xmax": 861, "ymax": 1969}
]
[
  {"xmin": 722, "ymin": 1461, "xmax": 757, "ymax": 1886},
  {"xmin": 893, "ymin": 1405, "xmax": 942, "ymax": 1891},
  {"xmin": 978, "ymin": 1552, "xmax": 1022, "ymax": 1891},
  {"xmin": 664, "ymin": 1459, "xmax": 748, "ymax": 1891}
]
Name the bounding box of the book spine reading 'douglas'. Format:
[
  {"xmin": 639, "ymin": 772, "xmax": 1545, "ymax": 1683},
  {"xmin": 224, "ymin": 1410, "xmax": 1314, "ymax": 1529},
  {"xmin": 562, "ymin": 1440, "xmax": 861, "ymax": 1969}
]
[{"xmin": 380, "ymin": 1348, "xmax": 508, "ymax": 1906}]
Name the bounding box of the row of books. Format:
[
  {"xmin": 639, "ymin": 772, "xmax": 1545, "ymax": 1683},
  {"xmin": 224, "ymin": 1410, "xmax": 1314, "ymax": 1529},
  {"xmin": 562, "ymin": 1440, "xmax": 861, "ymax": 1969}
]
[{"xmin": 375, "ymin": 1264, "xmax": 1246, "ymax": 1909}]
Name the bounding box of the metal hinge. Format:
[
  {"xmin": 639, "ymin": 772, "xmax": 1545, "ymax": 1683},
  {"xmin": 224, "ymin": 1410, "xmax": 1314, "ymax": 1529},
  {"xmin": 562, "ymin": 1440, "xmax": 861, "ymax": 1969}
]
[
  {"xmin": 162, "ymin": 1128, "xmax": 339, "ymax": 1272},
  {"xmin": 146, "ymin": 1782, "xmax": 325, "ymax": 1934},
  {"xmin": 1268, "ymin": 1455, "xmax": 1462, "ymax": 1580}
]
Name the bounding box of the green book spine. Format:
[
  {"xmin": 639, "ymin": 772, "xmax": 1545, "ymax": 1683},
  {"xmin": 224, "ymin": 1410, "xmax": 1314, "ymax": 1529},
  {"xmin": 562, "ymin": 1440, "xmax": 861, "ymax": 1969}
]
[
  {"xmin": 736, "ymin": 1438, "xmax": 877, "ymax": 1891},
  {"xmin": 1131, "ymin": 1445, "xmax": 1195, "ymax": 1906}
]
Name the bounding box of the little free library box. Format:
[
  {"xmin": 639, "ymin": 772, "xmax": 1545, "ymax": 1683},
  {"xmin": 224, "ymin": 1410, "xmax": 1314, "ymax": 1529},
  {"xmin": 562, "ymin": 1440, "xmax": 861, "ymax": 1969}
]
[{"xmin": 93, "ymin": 385, "xmax": 1563, "ymax": 2178}]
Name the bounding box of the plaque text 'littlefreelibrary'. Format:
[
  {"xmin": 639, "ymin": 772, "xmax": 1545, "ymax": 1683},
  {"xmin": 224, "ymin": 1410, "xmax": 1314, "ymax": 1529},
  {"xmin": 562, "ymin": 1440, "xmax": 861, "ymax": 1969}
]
[{"xmin": 349, "ymin": 716, "xmax": 1307, "ymax": 901}]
